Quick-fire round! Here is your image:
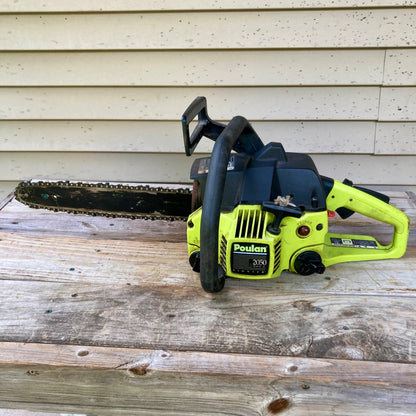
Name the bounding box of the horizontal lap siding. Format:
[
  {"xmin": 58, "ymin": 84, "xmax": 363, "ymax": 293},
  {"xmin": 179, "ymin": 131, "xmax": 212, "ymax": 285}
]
[
  {"xmin": 0, "ymin": 121, "xmax": 376, "ymax": 153},
  {"xmin": 0, "ymin": 87, "xmax": 381, "ymax": 120},
  {"xmin": 1, "ymin": 1, "xmax": 416, "ymax": 12},
  {"xmin": 0, "ymin": 50, "xmax": 385, "ymax": 86},
  {"xmin": 1, "ymin": 152, "xmax": 415, "ymax": 184},
  {"xmin": 0, "ymin": 6, "xmax": 415, "ymax": 185},
  {"xmin": 1, "ymin": 10, "xmax": 415, "ymax": 50}
]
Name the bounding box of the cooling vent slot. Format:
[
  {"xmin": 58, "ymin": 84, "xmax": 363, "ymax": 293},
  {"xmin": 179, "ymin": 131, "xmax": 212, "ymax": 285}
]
[
  {"xmin": 273, "ymin": 240, "xmax": 281, "ymax": 274},
  {"xmin": 235, "ymin": 209, "xmax": 266, "ymax": 239},
  {"xmin": 220, "ymin": 235, "xmax": 227, "ymax": 272}
]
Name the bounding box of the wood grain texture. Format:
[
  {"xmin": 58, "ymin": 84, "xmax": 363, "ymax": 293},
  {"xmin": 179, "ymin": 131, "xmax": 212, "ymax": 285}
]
[
  {"xmin": 1, "ymin": 363, "xmax": 415, "ymax": 415},
  {"xmin": 0, "ymin": 10, "xmax": 415, "ymax": 50},
  {"xmin": 0, "ymin": 188, "xmax": 415, "ymax": 415},
  {"xmin": 0, "ymin": 50, "xmax": 385, "ymax": 86},
  {"xmin": 0, "ymin": 344, "xmax": 415, "ymax": 415},
  {"xmin": 0, "ymin": 120, "xmax": 376, "ymax": 153},
  {"xmin": 0, "ymin": 228, "xmax": 415, "ymax": 293},
  {"xmin": 0, "ymin": 278, "xmax": 415, "ymax": 362},
  {"xmin": 0, "ymin": 87, "xmax": 380, "ymax": 120},
  {"xmin": 2, "ymin": 342, "xmax": 416, "ymax": 380},
  {"xmin": 0, "ymin": 410, "xmax": 62, "ymax": 416},
  {"xmin": 2, "ymin": 0, "xmax": 416, "ymax": 12},
  {"xmin": 0, "ymin": 192, "xmax": 414, "ymax": 363}
]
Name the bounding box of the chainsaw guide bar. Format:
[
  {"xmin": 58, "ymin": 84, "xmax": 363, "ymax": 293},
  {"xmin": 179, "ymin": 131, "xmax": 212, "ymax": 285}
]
[{"xmin": 15, "ymin": 180, "xmax": 193, "ymax": 221}]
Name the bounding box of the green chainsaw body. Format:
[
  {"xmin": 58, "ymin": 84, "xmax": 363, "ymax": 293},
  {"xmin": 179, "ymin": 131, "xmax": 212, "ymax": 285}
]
[
  {"xmin": 182, "ymin": 97, "xmax": 409, "ymax": 292},
  {"xmin": 187, "ymin": 180, "xmax": 409, "ymax": 281}
]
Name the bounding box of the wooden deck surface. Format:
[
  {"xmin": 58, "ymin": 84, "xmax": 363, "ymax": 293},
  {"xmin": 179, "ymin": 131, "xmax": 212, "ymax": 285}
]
[{"xmin": 0, "ymin": 189, "xmax": 415, "ymax": 415}]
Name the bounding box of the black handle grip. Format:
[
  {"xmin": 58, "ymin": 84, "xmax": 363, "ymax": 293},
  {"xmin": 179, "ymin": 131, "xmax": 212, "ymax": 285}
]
[
  {"xmin": 181, "ymin": 96, "xmax": 224, "ymax": 156},
  {"xmin": 182, "ymin": 96, "xmax": 264, "ymax": 156},
  {"xmin": 199, "ymin": 116, "xmax": 253, "ymax": 293}
]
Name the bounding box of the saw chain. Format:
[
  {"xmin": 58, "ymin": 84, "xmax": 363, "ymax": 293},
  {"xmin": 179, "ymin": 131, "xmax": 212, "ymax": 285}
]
[{"xmin": 15, "ymin": 180, "xmax": 193, "ymax": 221}]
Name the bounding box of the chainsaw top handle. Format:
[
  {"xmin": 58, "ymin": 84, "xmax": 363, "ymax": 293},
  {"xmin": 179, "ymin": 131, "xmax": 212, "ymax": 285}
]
[
  {"xmin": 198, "ymin": 115, "xmax": 261, "ymax": 292},
  {"xmin": 182, "ymin": 96, "xmax": 264, "ymax": 156}
]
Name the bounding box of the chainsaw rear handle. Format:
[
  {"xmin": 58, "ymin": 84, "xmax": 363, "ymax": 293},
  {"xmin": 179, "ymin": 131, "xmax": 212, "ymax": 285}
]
[
  {"xmin": 182, "ymin": 96, "xmax": 264, "ymax": 157},
  {"xmin": 199, "ymin": 115, "xmax": 255, "ymax": 293},
  {"xmin": 326, "ymin": 179, "xmax": 409, "ymax": 261},
  {"xmin": 329, "ymin": 178, "xmax": 390, "ymax": 220}
]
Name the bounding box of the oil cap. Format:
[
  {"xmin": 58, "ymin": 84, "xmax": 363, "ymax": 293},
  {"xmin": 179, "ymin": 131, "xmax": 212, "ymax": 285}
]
[{"xmin": 294, "ymin": 251, "xmax": 325, "ymax": 275}]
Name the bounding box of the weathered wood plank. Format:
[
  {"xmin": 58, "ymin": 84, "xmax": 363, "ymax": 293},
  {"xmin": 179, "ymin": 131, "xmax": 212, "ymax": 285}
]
[
  {"xmin": 0, "ymin": 50, "xmax": 385, "ymax": 86},
  {"xmin": 0, "ymin": 120, "xmax": 376, "ymax": 153},
  {"xmin": 0, "ymin": 279, "xmax": 415, "ymax": 362},
  {"xmin": 1, "ymin": 363, "xmax": 415, "ymax": 415},
  {"xmin": 2, "ymin": 342, "xmax": 416, "ymax": 382},
  {"xmin": 1, "ymin": 10, "xmax": 415, "ymax": 50},
  {"xmin": 0, "ymin": 87, "xmax": 380, "ymax": 120},
  {"xmin": 0, "ymin": 343, "xmax": 415, "ymax": 415},
  {"xmin": 0, "ymin": 410, "xmax": 61, "ymax": 416},
  {"xmin": 2, "ymin": 0, "xmax": 416, "ymax": 12},
  {"xmin": 379, "ymin": 87, "xmax": 416, "ymax": 121},
  {"xmin": 0, "ymin": 228, "xmax": 415, "ymax": 295},
  {"xmin": 376, "ymin": 122, "xmax": 416, "ymax": 154},
  {"xmin": 0, "ymin": 187, "xmax": 414, "ymax": 414}
]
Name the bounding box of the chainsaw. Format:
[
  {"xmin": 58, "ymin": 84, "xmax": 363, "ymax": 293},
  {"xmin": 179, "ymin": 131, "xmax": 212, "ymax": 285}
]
[
  {"xmin": 182, "ymin": 97, "xmax": 409, "ymax": 292},
  {"xmin": 15, "ymin": 97, "xmax": 409, "ymax": 293}
]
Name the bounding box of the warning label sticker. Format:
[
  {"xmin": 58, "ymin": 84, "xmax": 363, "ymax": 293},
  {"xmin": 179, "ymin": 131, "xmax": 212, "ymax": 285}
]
[{"xmin": 330, "ymin": 237, "xmax": 378, "ymax": 249}]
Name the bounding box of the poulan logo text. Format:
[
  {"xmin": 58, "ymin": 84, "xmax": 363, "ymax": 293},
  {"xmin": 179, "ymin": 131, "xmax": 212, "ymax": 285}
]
[{"xmin": 234, "ymin": 243, "xmax": 267, "ymax": 253}]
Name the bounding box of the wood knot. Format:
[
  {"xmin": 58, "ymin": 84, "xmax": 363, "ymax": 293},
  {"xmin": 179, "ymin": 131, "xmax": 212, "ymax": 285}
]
[
  {"xmin": 292, "ymin": 300, "xmax": 315, "ymax": 312},
  {"xmin": 129, "ymin": 364, "xmax": 149, "ymax": 376},
  {"xmin": 77, "ymin": 349, "xmax": 89, "ymax": 357},
  {"xmin": 267, "ymin": 398, "xmax": 290, "ymax": 414}
]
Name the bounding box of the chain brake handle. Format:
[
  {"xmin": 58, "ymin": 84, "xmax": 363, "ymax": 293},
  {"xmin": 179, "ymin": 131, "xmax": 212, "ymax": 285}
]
[
  {"xmin": 182, "ymin": 96, "xmax": 264, "ymax": 156},
  {"xmin": 182, "ymin": 97, "xmax": 225, "ymax": 156}
]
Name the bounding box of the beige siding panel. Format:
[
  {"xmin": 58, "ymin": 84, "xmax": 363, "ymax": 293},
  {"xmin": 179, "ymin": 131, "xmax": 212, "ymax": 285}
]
[
  {"xmin": 375, "ymin": 122, "xmax": 416, "ymax": 154},
  {"xmin": 1, "ymin": 152, "xmax": 414, "ymax": 185},
  {"xmin": 0, "ymin": 120, "xmax": 375, "ymax": 153},
  {"xmin": 0, "ymin": 152, "xmax": 201, "ymax": 183},
  {"xmin": 0, "ymin": 50, "xmax": 385, "ymax": 86},
  {"xmin": 0, "ymin": 10, "xmax": 415, "ymax": 50},
  {"xmin": 0, "ymin": 87, "xmax": 380, "ymax": 120},
  {"xmin": 2, "ymin": 0, "xmax": 416, "ymax": 12},
  {"xmin": 311, "ymin": 154, "xmax": 416, "ymax": 184},
  {"xmin": 258, "ymin": 121, "xmax": 375, "ymax": 153},
  {"xmin": 379, "ymin": 88, "xmax": 416, "ymax": 121},
  {"xmin": 384, "ymin": 50, "xmax": 416, "ymax": 86}
]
